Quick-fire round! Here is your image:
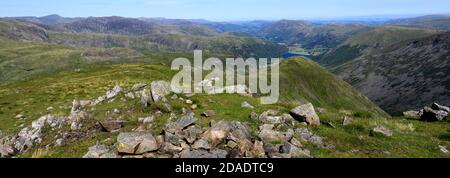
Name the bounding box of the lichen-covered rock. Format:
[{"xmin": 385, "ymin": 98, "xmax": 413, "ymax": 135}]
[
  {"xmin": 150, "ymin": 81, "xmax": 171, "ymax": 103},
  {"xmin": 83, "ymin": 142, "xmax": 118, "ymax": 158}
]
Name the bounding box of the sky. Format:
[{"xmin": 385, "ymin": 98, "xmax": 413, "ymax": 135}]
[{"xmin": 0, "ymin": 0, "xmax": 449, "ymax": 21}]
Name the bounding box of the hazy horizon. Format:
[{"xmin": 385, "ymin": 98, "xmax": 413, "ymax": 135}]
[{"xmin": 1, "ymin": 0, "xmax": 450, "ymax": 21}]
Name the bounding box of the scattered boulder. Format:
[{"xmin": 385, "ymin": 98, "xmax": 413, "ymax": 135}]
[
  {"xmin": 341, "ymin": 116, "xmax": 353, "ymax": 126},
  {"xmin": 259, "ymin": 110, "xmax": 283, "ymax": 124},
  {"xmin": 83, "ymin": 142, "xmax": 118, "ymax": 158},
  {"xmin": 421, "ymin": 107, "xmax": 448, "ymax": 122},
  {"xmin": 201, "ymin": 110, "xmax": 216, "ymax": 117},
  {"xmin": 289, "ymin": 103, "xmax": 321, "ymax": 126},
  {"xmin": 241, "ymin": 101, "xmax": 255, "ymax": 109},
  {"xmin": 280, "ymin": 142, "xmax": 311, "ymax": 158},
  {"xmin": 295, "ymin": 128, "xmax": 327, "ymax": 148},
  {"xmin": 0, "ymin": 138, "xmax": 16, "ymax": 157},
  {"xmin": 139, "ymin": 89, "xmax": 152, "ymax": 107},
  {"xmin": 99, "ymin": 120, "xmax": 126, "ymax": 132},
  {"xmin": 106, "ymin": 85, "xmax": 123, "ymax": 100},
  {"xmin": 438, "ymin": 145, "xmax": 449, "ymax": 154},
  {"xmin": 370, "ymin": 125, "xmax": 393, "ymax": 137},
  {"xmin": 117, "ymin": 132, "xmax": 159, "ymax": 155},
  {"xmin": 138, "ymin": 116, "xmax": 154, "ymax": 124},
  {"xmin": 15, "ymin": 113, "xmax": 25, "ymax": 119},
  {"xmin": 150, "ymin": 81, "xmax": 171, "ymax": 103},
  {"xmin": 403, "ymin": 111, "xmax": 421, "ymax": 119}
]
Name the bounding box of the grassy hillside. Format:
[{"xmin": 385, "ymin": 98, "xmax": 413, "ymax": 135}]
[{"xmin": 1, "ymin": 57, "xmax": 448, "ymax": 158}]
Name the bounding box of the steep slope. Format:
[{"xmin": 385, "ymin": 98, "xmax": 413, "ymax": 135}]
[
  {"xmin": 317, "ymin": 26, "xmax": 438, "ymax": 68},
  {"xmin": 334, "ymin": 32, "xmax": 450, "ymax": 114},
  {"xmin": 385, "ymin": 15, "xmax": 450, "ymax": 31},
  {"xmin": 0, "ymin": 18, "xmax": 288, "ymax": 59}
]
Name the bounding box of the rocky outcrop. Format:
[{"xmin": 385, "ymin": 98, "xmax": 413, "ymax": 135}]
[
  {"xmin": 403, "ymin": 103, "xmax": 449, "ymax": 121},
  {"xmin": 289, "ymin": 103, "xmax": 321, "ymax": 126}
]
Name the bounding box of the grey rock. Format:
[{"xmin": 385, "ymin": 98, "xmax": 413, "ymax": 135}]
[
  {"xmin": 289, "ymin": 103, "xmax": 321, "ymax": 126},
  {"xmin": 202, "ymin": 120, "xmax": 232, "ymax": 146},
  {"xmin": 295, "ymin": 128, "xmax": 326, "ymax": 148},
  {"xmin": 432, "ymin": 103, "xmax": 450, "ymax": 112},
  {"xmin": 0, "ymin": 138, "xmax": 16, "ymax": 157},
  {"xmin": 99, "ymin": 120, "xmax": 126, "ymax": 132},
  {"xmin": 371, "ymin": 125, "xmax": 393, "ymax": 137},
  {"xmin": 159, "ymin": 142, "xmax": 183, "ymax": 153},
  {"xmin": 249, "ymin": 112, "xmax": 259, "ymax": 121},
  {"xmin": 180, "ymin": 148, "xmax": 227, "ymax": 158},
  {"xmin": 139, "ymin": 89, "xmax": 152, "ymax": 107},
  {"xmin": 151, "ymin": 81, "xmax": 171, "ymax": 103},
  {"xmin": 201, "ymin": 110, "xmax": 216, "ymax": 117},
  {"xmin": 83, "ymin": 142, "xmax": 118, "ymax": 158},
  {"xmin": 421, "ymin": 107, "xmax": 448, "ymax": 121},
  {"xmin": 106, "ymin": 85, "xmax": 123, "ymax": 100},
  {"xmin": 258, "ymin": 124, "xmax": 288, "ymax": 143},
  {"xmin": 192, "ymin": 139, "xmax": 212, "ymax": 150},
  {"xmin": 403, "ymin": 111, "xmax": 421, "ymax": 119},
  {"xmin": 438, "ymin": 145, "xmax": 449, "ymax": 154},
  {"xmin": 281, "ymin": 142, "xmax": 311, "ymax": 158},
  {"xmin": 241, "ymin": 101, "xmax": 255, "ymax": 109},
  {"xmin": 182, "ymin": 125, "xmax": 202, "ymax": 144},
  {"xmin": 117, "ymin": 132, "xmax": 158, "ymax": 154},
  {"xmin": 341, "ymin": 116, "xmax": 353, "ymax": 126}
]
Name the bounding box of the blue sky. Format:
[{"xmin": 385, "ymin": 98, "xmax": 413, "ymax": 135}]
[{"xmin": 0, "ymin": 0, "xmax": 449, "ymax": 21}]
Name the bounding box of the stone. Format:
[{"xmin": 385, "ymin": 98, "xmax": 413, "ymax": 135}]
[
  {"xmin": 227, "ymin": 141, "xmax": 238, "ymax": 148},
  {"xmin": 192, "ymin": 139, "xmax": 212, "ymax": 150},
  {"xmin": 186, "ymin": 100, "xmax": 193, "ymax": 105},
  {"xmin": 15, "ymin": 113, "xmax": 25, "ymax": 119},
  {"xmin": 179, "ymin": 148, "xmax": 227, "ymax": 158},
  {"xmin": 83, "ymin": 142, "xmax": 118, "ymax": 158},
  {"xmin": 106, "ymin": 85, "xmax": 123, "ymax": 100},
  {"xmin": 438, "ymin": 145, "xmax": 449, "ymax": 154},
  {"xmin": 0, "ymin": 138, "xmax": 16, "ymax": 157},
  {"xmin": 290, "ymin": 137, "xmax": 302, "ymax": 148},
  {"xmin": 431, "ymin": 103, "xmax": 450, "ymax": 112},
  {"xmin": 370, "ymin": 125, "xmax": 393, "ymax": 137},
  {"xmin": 160, "ymin": 142, "xmax": 183, "ymax": 153},
  {"xmin": 99, "ymin": 120, "xmax": 126, "ymax": 132},
  {"xmin": 280, "ymin": 142, "xmax": 311, "ymax": 158},
  {"xmin": 47, "ymin": 106, "xmax": 54, "ymax": 111},
  {"xmin": 175, "ymin": 112, "xmax": 197, "ymax": 130},
  {"xmin": 131, "ymin": 83, "xmax": 147, "ymax": 91},
  {"xmin": 201, "ymin": 110, "xmax": 216, "ymax": 117},
  {"xmin": 113, "ymin": 108, "xmax": 121, "ymax": 114},
  {"xmin": 341, "ymin": 116, "xmax": 353, "ymax": 126},
  {"xmin": 229, "ymin": 121, "xmax": 252, "ymax": 142},
  {"xmin": 421, "ymin": 107, "xmax": 448, "ymax": 121},
  {"xmin": 117, "ymin": 132, "xmax": 158, "ymax": 154},
  {"xmin": 258, "ymin": 124, "xmax": 288, "ymax": 143},
  {"xmin": 183, "ymin": 125, "xmax": 202, "ymax": 144},
  {"xmin": 71, "ymin": 99, "xmax": 81, "ymax": 113},
  {"xmin": 289, "ymin": 103, "xmax": 321, "ymax": 126},
  {"xmin": 139, "ymin": 89, "xmax": 152, "ymax": 107},
  {"xmin": 190, "ymin": 104, "xmax": 198, "ymax": 110},
  {"xmin": 268, "ymin": 153, "xmax": 291, "ymax": 158},
  {"xmin": 403, "ymin": 111, "xmax": 421, "ymax": 119},
  {"xmin": 237, "ymin": 139, "xmax": 253, "ymax": 156},
  {"xmin": 55, "ymin": 138, "xmax": 64, "ymax": 146},
  {"xmin": 263, "ymin": 143, "xmax": 279, "ymax": 154},
  {"xmin": 150, "ymin": 81, "xmax": 171, "ymax": 103},
  {"xmin": 138, "ymin": 116, "xmax": 154, "ymax": 124},
  {"xmin": 165, "ymin": 132, "xmax": 183, "ymax": 146},
  {"xmin": 79, "ymin": 100, "xmax": 92, "ymax": 107},
  {"xmin": 252, "ymin": 141, "xmax": 266, "ymax": 158},
  {"xmin": 202, "ymin": 120, "xmax": 232, "ymax": 146},
  {"xmin": 241, "ymin": 101, "xmax": 255, "ymax": 109},
  {"xmin": 295, "ymin": 128, "xmax": 325, "ymax": 148},
  {"xmin": 125, "ymin": 92, "xmax": 135, "ymax": 99}
]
